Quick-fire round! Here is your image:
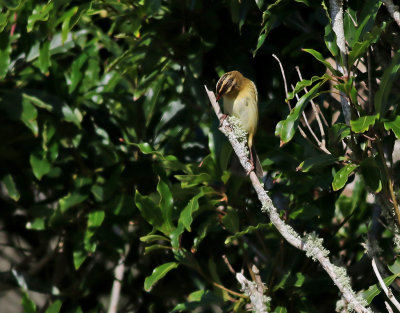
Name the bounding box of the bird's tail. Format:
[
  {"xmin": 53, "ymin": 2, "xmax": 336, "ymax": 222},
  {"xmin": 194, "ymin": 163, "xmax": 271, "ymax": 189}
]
[{"xmin": 230, "ymin": 145, "xmax": 263, "ymax": 178}]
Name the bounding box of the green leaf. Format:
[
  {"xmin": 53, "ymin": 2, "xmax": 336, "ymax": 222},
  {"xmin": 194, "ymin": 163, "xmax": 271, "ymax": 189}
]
[
  {"xmin": 324, "ymin": 24, "xmax": 338, "ymax": 57},
  {"xmin": 287, "ymin": 75, "xmax": 329, "ymax": 100},
  {"xmin": 348, "ymin": 24, "xmax": 385, "ymax": 67},
  {"xmin": 362, "ymin": 273, "xmax": 399, "ymax": 305},
  {"xmin": 37, "ymin": 40, "xmax": 51, "ymax": 74},
  {"xmin": 297, "ymin": 155, "xmax": 337, "ymax": 172},
  {"xmin": 45, "ymin": 300, "xmax": 62, "ymax": 313},
  {"xmin": 30, "ymin": 153, "xmax": 51, "ymax": 180},
  {"xmin": 356, "ymin": 0, "xmax": 381, "ymax": 43},
  {"xmin": 332, "ymin": 164, "xmax": 358, "ymax": 191},
  {"xmin": 0, "ymin": 32, "xmax": 11, "ymax": 78},
  {"xmin": 140, "ymin": 234, "xmax": 170, "ymax": 243},
  {"xmin": 144, "ymin": 77, "xmax": 164, "ymax": 127},
  {"xmin": 88, "ymin": 211, "xmax": 105, "ymax": 228},
  {"xmin": 22, "ymin": 292, "xmax": 36, "ymax": 313},
  {"xmin": 343, "ymin": 8, "xmax": 357, "ymax": 48},
  {"xmin": 27, "ymin": 2, "xmax": 54, "ymax": 32},
  {"xmin": 1, "ymin": 0, "xmax": 23, "ymax": 10},
  {"xmin": 221, "ymin": 207, "xmax": 239, "ymax": 233},
  {"xmin": 59, "ymin": 193, "xmax": 88, "ymax": 212},
  {"xmin": 276, "ymin": 81, "xmax": 324, "ymax": 144},
  {"xmin": 22, "ymin": 93, "xmax": 82, "ymax": 128},
  {"xmin": 350, "ymin": 114, "xmax": 379, "ymax": 133},
  {"xmin": 26, "ymin": 218, "xmax": 45, "ymax": 230},
  {"xmin": 225, "ymin": 223, "xmax": 270, "ymax": 245},
  {"xmin": 375, "ymin": 49, "xmax": 400, "ymax": 116},
  {"xmin": 388, "ymin": 259, "xmax": 400, "ymax": 275},
  {"xmin": 329, "ymin": 123, "xmax": 350, "ymax": 144},
  {"xmin": 73, "ymin": 249, "xmax": 86, "ymax": 270},
  {"xmin": 254, "ymin": 33, "xmax": 266, "ymax": 56},
  {"xmin": 360, "ymin": 158, "xmax": 382, "ymax": 193},
  {"xmin": 157, "ymin": 177, "xmax": 174, "ymax": 233},
  {"xmin": 144, "ymin": 262, "xmax": 179, "ymax": 292},
  {"xmin": 21, "ymin": 96, "xmax": 38, "ymax": 136},
  {"xmin": 302, "ymin": 48, "xmax": 341, "ymax": 76},
  {"xmin": 178, "ymin": 190, "xmax": 204, "ymax": 232},
  {"xmin": 383, "ymin": 116, "xmax": 400, "ymax": 139},
  {"xmin": 135, "ymin": 189, "xmax": 164, "ymax": 231},
  {"xmin": 2, "ymin": 174, "xmax": 20, "ymax": 201},
  {"xmin": 60, "ymin": 7, "xmax": 78, "ymax": 44},
  {"xmin": 274, "ymin": 306, "xmax": 287, "ymax": 313}
]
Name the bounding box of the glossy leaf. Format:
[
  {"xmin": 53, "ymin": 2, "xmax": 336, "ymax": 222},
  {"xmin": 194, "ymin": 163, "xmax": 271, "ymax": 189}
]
[
  {"xmin": 276, "ymin": 81, "xmax": 324, "ymax": 144},
  {"xmin": 178, "ymin": 189, "xmax": 205, "ymax": 232},
  {"xmin": 22, "ymin": 292, "xmax": 36, "ymax": 313},
  {"xmin": 297, "ymin": 155, "xmax": 337, "ymax": 172},
  {"xmin": 157, "ymin": 177, "xmax": 174, "ymax": 233},
  {"xmin": 332, "ymin": 164, "xmax": 358, "ymax": 191},
  {"xmin": 302, "ymin": 48, "xmax": 341, "ymax": 76},
  {"xmin": 88, "ymin": 211, "xmax": 105, "ymax": 228},
  {"xmin": 0, "ymin": 32, "xmax": 11, "ymax": 78},
  {"xmin": 383, "ymin": 116, "xmax": 400, "ymax": 139},
  {"xmin": 362, "ymin": 273, "xmax": 399, "ymax": 305},
  {"xmin": 135, "ymin": 189, "xmax": 164, "ymax": 231},
  {"xmin": 45, "ymin": 300, "xmax": 62, "ymax": 313},
  {"xmin": 30, "ymin": 153, "xmax": 51, "ymax": 180},
  {"xmin": 350, "ymin": 114, "xmax": 378, "ymax": 133},
  {"xmin": 3, "ymin": 174, "xmax": 20, "ymax": 201},
  {"xmin": 374, "ymin": 49, "xmax": 400, "ymax": 116},
  {"xmin": 59, "ymin": 193, "xmax": 88, "ymax": 212},
  {"xmin": 144, "ymin": 262, "xmax": 179, "ymax": 292}
]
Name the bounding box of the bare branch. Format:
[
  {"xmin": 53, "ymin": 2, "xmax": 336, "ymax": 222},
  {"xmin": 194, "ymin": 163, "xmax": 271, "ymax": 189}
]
[
  {"xmin": 329, "ymin": 0, "xmax": 351, "ymax": 125},
  {"xmin": 236, "ymin": 272, "xmax": 270, "ymax": 313},
  {"xmin": 107, "ymin": 254, "xmax": 126, "ymax": 313},
  {"xmin": 205, "ymin": 85, "xmax": 371, "ymax": 313},
  {"xmin": 382, "ymin": 0, "xmax": 400, "ymax": 29}
]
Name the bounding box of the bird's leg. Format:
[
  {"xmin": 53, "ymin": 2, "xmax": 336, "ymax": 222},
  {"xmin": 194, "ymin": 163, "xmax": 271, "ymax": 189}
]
[
  {"xmin": 219, "ymin": 114, "xmax": 228, "ymax": 127},
  {"xmin": 246, "ymin": 144, "xmax": 255, "ymax": 176}
]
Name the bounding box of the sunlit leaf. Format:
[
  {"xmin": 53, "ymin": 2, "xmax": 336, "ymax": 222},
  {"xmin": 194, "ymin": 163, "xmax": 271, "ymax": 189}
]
[
  {"xmin": 350, "ymin": 114, "xmax": 379, "ymax": 133},
  {"xmin": 332, "ymin": 164, "xmax": 358, "ymax": 191},
  {"xmin": 383, "ymin": 116, "xmax": 400, "ymax": 139},
  {"xmin": 144, "ymin": 262, "xmax": 179, "ymax": 292}
]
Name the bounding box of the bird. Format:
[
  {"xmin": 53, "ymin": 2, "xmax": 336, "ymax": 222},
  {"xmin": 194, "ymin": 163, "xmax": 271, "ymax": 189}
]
[{"xmin": 215, "ymin": 70, "xmax": 263, "ymax": 178}]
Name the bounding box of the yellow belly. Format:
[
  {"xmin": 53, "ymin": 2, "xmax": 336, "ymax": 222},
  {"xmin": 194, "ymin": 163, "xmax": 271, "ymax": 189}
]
[{"xmin": 223, "ymin": 94, "xmax": 258, "ymax": 137}]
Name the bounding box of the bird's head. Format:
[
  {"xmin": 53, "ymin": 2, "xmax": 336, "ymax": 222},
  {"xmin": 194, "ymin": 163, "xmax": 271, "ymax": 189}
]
[{"xmin": 215, "ymin": 71, "xmax": 244, "ymax": 101}]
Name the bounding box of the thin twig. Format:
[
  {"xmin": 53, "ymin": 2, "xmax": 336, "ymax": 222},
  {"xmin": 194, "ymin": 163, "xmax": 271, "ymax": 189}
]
[
  {"xmin": 372, "ymin": 258, "xmax": 400, "ymax": 312},
  {"xmin": 367, "ymin": 49, "xmax": 373, "ymax": 114},
  {"xmin": 272, "ymin": 54, "xmax": 291, "ymax": 110},
  {"xmin": 222, "ymin": 255, "xmax": 236, "ymax": 274},
  {"xmin": 295, "ymin": 66, "xmax": 328, "ymax": 151},
  {"xmin": 205, "ymin": 85, "xmax": 371, "ymax": 313},
  {"xmin": 385, "ymin": 301, "xmax": 394, "ymax": 313}
]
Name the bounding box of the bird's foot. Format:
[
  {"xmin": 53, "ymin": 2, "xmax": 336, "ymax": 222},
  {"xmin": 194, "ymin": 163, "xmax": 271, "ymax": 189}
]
[{"xmin": 219, "ymin": 114, "xmax": 228, "ymax": 127}]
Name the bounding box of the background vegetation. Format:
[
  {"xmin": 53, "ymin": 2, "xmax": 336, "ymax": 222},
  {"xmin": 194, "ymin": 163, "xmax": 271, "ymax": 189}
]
[{"xmin": 0, "ymin": 0, "xmax": 400, "ymax": 312}]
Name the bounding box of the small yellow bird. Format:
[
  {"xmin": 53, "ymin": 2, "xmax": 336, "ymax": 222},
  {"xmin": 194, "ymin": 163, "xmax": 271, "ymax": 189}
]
[{"xmin": 215, "ymin": 71, "xmax": 263, "ymax": 178}]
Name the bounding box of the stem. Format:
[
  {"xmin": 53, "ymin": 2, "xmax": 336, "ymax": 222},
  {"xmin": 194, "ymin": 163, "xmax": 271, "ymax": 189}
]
[{"xmin": 376, "ymin": 138, "xmax": 400, "ymax": 227}]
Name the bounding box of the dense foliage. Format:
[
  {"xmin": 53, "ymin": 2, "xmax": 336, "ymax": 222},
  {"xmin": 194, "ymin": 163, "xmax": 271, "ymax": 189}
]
[{"xmin": 1, "ymin": 0, "xmax": 400, "ymax": 312}]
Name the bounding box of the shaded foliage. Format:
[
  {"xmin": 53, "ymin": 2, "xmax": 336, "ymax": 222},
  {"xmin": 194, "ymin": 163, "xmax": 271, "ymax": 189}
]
[{"xmin": 0, "ymin": 0, "xmax": 400, "ymax": 312}]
